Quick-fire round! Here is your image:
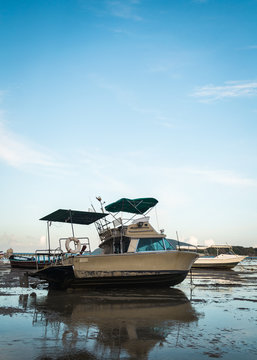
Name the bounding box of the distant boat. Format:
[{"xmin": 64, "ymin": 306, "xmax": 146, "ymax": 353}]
[
  {"xmin": 179, "ymin": 245, "xmax": 246, "ymax": 269},
  {"xmin": 30, "ymin": 197, "xmax": 198, "ymax": 289}
]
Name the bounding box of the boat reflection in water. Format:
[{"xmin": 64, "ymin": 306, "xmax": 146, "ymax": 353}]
[{"xmin": 27, "ymin": 288, "xmax": 199, "ymax": 360}]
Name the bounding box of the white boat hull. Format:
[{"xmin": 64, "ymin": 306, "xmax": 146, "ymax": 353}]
[{"xmin": 192, "ymin": 254, "xmax": 246, "ymax": 269}]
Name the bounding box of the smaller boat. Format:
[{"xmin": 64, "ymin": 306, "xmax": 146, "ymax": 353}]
[
  {"xmin": 180, "ymin": 245, "xmax": 246, "ymax": 269},
  {"xmin": 9, "ymin": 253, "xmax": 57, "ymax": 269}
]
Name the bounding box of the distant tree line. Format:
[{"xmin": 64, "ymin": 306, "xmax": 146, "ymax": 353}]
[
  {"xmin": 232, "ymin": 246, "xmax": 257, "ymax": 256},
  {"xmin": 199, "ymin": 246, "xmax": 257, "ymax": 257}
]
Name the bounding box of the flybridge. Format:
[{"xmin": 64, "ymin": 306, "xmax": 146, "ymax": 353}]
[{"xmin": 105, "ymin": 197, "xmax": 158, "ymax": 215}]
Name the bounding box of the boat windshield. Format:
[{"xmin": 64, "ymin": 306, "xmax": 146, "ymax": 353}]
[{"xmin": 136, "ymin": 238, "xmax": 174, "ymax": 252}]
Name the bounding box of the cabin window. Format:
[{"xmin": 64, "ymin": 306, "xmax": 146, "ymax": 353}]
[
  {"xmin": 136, "ymin": 238, "xmax": 165, "ymax": 252},
  {"xmin": 122, "ymin": 238, "xmax": 130, "ymax": 253},
  {"xmin": 164, "ymin": 238, "xmax": 176, "ymax": 250},
  {"xmin": 113, "ymin": 237, "xmax": 130, "ymax": 254}
]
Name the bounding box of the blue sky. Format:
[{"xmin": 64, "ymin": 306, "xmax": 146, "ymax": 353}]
[{"xmin": 1, "ymin": 0, "xmax": 257, "ymax": 252}]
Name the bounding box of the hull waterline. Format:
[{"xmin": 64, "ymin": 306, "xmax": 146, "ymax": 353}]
[{"xmin": 30, "ymin": 265, "xmax": 189, "ymax": 289}]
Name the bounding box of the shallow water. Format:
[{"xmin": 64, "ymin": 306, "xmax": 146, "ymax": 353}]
[{"xmin": 0, "ymin": 259, "xmax": 256, "ymax": 360}]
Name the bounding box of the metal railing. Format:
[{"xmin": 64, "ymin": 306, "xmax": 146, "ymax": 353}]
[{"xmin": 34, "ymin": 237, "xmax": 92, "ymax": 270}]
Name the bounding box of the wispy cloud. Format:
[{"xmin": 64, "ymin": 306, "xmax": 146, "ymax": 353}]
[
  {"xmin": 147, "ymin": 64, "xmax": 171, "ymax": 73},
  {"xmin": 88, "ymin": 73, "xmax": 134, "ymax": 104},
  {"xmin": 191, "ymin": 81, "xmax": 257, "ymax": 102},
  {"xmin": 0, "ymin": 90, "xmax": 6, "ymax": 103},
  {"xmin": 111, "ymin": 27, "xmax": 132, "ymax": 35},
  {"xmin": 75, "ymin": 150, "xmax": 136, "ymax": 194},
  {"xmin": 154, "ymin": 116, "xmax": 175, "ymax": 129},
  {"xmin": 0, "ymin": 232, "xmax": 43, "ymax": 253},
  {"xmin": 0, "ymin": 121, "xmax": 63, "ymax": 170},
  {"xmin": 78, "ymin": 0, "xmax": 142, "ymax": 22},
  {"xmin": 89, "ymin": 73, "xmax": 171, "ymax": 125},
  {"xmin": 246, "ymin": 45, "xmax": 257, "ymax": 49},
  {"xmin": 192, "ymin": 0, "xmax": 209, "ymax": 3},
  {"xmin": 76, "ymin": 148, "xmax": 257, "ymax": 190},
  {"xmin": 106, "ymin": 0, "xmax": 142, "ymax": 21},
  {"xmin": 185, "ymin": 168, "xmax": 257, "ymax": 187}
]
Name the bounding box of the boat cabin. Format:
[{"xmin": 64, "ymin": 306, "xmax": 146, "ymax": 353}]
[{"xmin": 97, "ymin": 197, "xmax": 176, "ymax": 255}]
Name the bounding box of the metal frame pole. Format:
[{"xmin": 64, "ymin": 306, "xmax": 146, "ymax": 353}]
[
  {"xmin": 47, "ymin": 221, "xmax": 51, "ymax": 254},
  {"xmin": 69, "ymin": 209, "xmax": 75, "ymax": 237}
]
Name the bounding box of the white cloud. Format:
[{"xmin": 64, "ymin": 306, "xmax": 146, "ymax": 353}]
[
  {"xmin": 76, "ymin": 150, "xmax": 257, "ymax": 192},
  {"xmin": 0, "ymin": 91, "xmax": 6, "ymax": 103},
  {"xmin": 106, "ymin": 0, "xmax": 142, "ymax": 21},
  {"xmin": 185, "ymin": 168, "xmax": 257, "ymax": 187},
  {"xmin": 186, "ymin": 236, "xmax": 198, "ymax": 246},
  {"xmin": 0, "ymin": 121, "xmax": 63, "ymax": 170},
  {"xmin": 204, "ymin": 238, "xmax": 215, "ymax": 247},
  {"xmin": 89, "ymin": 74, "xmax": 171, "ymax": 125},
  {"xmin": 89, "ymin": 73, "xmax": 135, "ymax": 105},
  {"xmin": 0, "ymin": 232, "xmax": 41, "ymax": 253},
  {"xmin": 160, "ymin": 122, "xmax": 173, "ymax": 128},
  {"xmin": 75, "ymin": 150, "xmax": 135, "ymax": 194},
  {"xmin": 40, "ymin": 235, "xmax": 47, "ymax": 246},
  {"xmin": 193, "ymin": 0, "xmax": 208, "ymax": 3},
  {"xmin": 147, "ymin": 64, "xmax": 171, "ymax": 73},
  {"xmin": 157, "ymin": 119, "xmax": 175, "ymax": 129},
  {"xmin": 111, "ymin": 27, "xmax": 132, "ymax": 35},
  {"xmin": 191, "ymin": 81, "xmax": 257, "ymax": 102},
  {"xmin": 246, "ymin": 45, "xmax": 257, "ymax": 49}
]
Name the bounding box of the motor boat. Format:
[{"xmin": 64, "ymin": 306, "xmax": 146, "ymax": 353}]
[
  {"xmin": 29, "ymin": 197, "xmax": 198, "ymax": 289},
  {"xmin": 179, "ymin": 244, "xmax": 246, "ymax": 269}
]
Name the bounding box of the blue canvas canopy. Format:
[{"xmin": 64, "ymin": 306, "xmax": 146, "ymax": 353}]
[{"xmin": 105, "ymin": 198, "xmax": 158, "ymax": 214}]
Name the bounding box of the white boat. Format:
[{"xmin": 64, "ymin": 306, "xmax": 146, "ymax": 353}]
[
  {"xmin": 30, "ymin": 197, "xmax": 198, "ymax": 289},
  {"xmin": 179, "ymin": 245, "xmax": 246, "ymax": 269}
]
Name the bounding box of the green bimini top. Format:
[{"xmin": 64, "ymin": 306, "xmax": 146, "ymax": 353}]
[
  {"xmin": 105, "ymin": 197, "xmax": 158, "ymax": 215},
  {"xmin": 40, "ymin": 209, "xmax": 107, "ymax": 225}
]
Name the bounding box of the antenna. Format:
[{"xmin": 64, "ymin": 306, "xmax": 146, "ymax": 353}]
[
  {"xmin": 96, "ymin": 196, "xmax": 109, "ymax": 229},
  {"xmin": 176, "ymin": 231, "xmax": 181, "ymax": 251}
]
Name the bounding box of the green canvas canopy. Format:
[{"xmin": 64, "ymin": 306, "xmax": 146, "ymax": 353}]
[
  {"xmin": 105, "ymin": 198, "xmax": 158, "ymax": 214},
  {"xmin": 40, "ymin": 209, "xmax": 107, "ymax": 225}
]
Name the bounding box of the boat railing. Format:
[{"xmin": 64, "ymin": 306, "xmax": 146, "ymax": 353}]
[
  {"xmin": 99, "ymin": 228, "xmax": 124, "ymax": 242},
  {"xmin": 35, "ymin": 237, "xmax": 92, "ymax": 269},
  {"xmin": 34, "ymin": 249, "xmax": 64, "ymax": 270}
]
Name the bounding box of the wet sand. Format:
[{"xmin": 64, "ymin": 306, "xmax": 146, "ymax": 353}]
[{"xmin": 0, "ymin": 259, "xmax": 256, "ymax": 360}]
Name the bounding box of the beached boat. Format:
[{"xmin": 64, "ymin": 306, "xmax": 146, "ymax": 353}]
[
  {"xmin": 180, "ymin": 245, "xmax": 246, "ymax": 269},
  {"xmin": 9, "ymin": 253, "xmax": 59, "ymax": 269},
  {"xmin": 30, "ymin": 197, "xmax": 198, "ymax": 289}
]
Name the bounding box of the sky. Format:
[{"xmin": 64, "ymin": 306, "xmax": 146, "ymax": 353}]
[{"xmin": 1, "ymin": 0, "xmax": 257, "ymax": 252}]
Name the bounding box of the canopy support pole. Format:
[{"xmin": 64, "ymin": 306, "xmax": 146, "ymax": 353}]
[
  {"xmin": 69, "ymin": 209, "xmax": 75, "ymax": 238},
  {"xmin": 47, "ymin": 221, "xmax": 51, "ymax": 254}
]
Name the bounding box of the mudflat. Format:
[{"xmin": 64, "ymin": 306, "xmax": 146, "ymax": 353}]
[{"xmin": 0, "ymin": 259, "xmax": 256, "ymax": 360}]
